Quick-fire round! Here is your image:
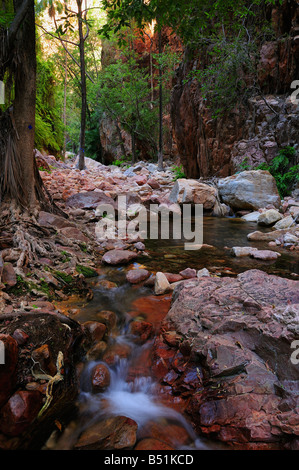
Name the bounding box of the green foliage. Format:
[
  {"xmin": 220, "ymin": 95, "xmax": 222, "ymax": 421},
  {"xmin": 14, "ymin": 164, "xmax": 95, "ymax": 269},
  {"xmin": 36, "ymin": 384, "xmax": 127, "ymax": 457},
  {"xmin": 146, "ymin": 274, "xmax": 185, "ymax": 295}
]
[
  {"xmin": 35, "ymin": 52, "xmax": 64, "ymax": 154},
  {"xmin": 191, "ymin": 37, "xmax": 255, "ymax": 118},
  {"xmin": 173, "ymin": 165, "xmax": 186, "ymax": 181},
  {"xmin": 255, "ymin": 147, "xmax": 299, "ymax": 198}
]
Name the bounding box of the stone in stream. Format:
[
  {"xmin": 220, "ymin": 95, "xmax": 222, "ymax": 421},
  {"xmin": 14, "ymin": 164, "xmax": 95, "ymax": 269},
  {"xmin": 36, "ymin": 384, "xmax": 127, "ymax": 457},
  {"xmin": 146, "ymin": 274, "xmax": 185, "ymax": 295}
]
[
  {"xmin": 102, "ymin": 249, "xmax": 138, "ymax": 265},
  {"xmin": 179, "ymin": 268, "xmax": 197, "ymax": 279},
  {"xmin": 126, "ymin": 269, "xmax": 150, "ymax": 284},
  {"xmin": 91, "ymin": 363, "xmax": 111, "ymax": 392},
  {"xmin": 231, "ymin": 246, "xmax": 258, "ymax": 257},
  {"xmin": 250, "ymin": 250, "xmax": 281, "ymax": 260},
  {"xmin": 83, "ymin": 321, "xmax": 107, "ymax": 342},
  {"xmin": 0, "ymin": 391, "xmax": 44, "ymax": 437},
  {"xmin": 129, "ymin": 320, "xmax": 153, "ymax": 344},
  {"xmin": 273, "ymin": 215, "xmax": 295, "ymax": 230},
  {"xmin": 257, "ymin": 209, "xmax": 283, "ymax": 226},
  {"xmin": 154, "ymin": 272, "xmax": 171, "ymax": 295},
  {"xmin": 75, "ymin": 416, "xmax": 138, "ymax": 450},
  {"xmin": 96, "ymin": 310, "xmax": 117, "ymax": 331}
]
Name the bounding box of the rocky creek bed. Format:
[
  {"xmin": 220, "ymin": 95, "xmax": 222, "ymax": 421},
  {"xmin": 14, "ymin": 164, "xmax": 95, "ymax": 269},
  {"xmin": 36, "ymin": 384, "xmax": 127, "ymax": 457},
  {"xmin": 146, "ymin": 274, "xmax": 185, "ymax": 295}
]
[{"xmin": 0, "ymin": 155, "xmax": 298, "ymax": 450}]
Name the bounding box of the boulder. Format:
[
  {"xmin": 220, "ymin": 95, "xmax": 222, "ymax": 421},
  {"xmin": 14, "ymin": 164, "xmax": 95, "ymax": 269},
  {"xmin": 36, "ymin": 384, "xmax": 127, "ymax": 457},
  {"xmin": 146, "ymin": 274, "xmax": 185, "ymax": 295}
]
[
  {"xmin": 218, "ymin": 170, "xmax": 281, "ymax": 210},
  {"xmin": 91, "ymin": 363, "xmax": 111, "ymax": 392},
  {"xmin": 160, "ymin": 269, "xmax": 299, "ymax": 448},
  {"xmin": 258, "ymin": 209, "xmax": 283, "ymax": 226},
  {"xmin": 66, "ymin": 191, "xmax": 116, "ymax": 210},
  {"xmin": 273, "ymin": 215, "xmax": 295, "ymax": 230},
  {"xmin": 231, "ymin": 246, "xmax": 258, "ymax": 257},
  {"xmin": 241, "ymin": 211, "xmax": 261, "ymax": 222},
  {"xmin": 250, "ymin": 250, "xmax": 281, "ymax": 260},
  {"xmin": 169, "ymin": 179, "xmax": 217, "ymax": 210}
]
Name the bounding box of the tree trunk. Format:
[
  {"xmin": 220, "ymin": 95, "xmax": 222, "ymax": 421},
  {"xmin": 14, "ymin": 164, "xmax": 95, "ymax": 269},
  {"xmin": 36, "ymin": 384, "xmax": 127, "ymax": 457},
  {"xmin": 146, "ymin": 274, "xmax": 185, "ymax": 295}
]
[
  {"xmin": 157, "ymin": 27, "xmax": 164, "ymax": 172},
  {"xmin": 77, "ymin": 0, "xmax": 86, "ymax": 171},
  {"xmin": 8, "ymin": 0, "xmax": 37, "ymax": 209},
  {"xmin": 62, "ymin": 44, "xmax": 68, "ymax": 160}
]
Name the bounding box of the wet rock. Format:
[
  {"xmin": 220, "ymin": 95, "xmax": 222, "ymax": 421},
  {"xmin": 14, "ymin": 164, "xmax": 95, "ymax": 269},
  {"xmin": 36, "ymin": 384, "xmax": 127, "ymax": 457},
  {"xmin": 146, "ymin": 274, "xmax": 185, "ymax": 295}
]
[
  {"xmin": 91, "ymin": 363, "xmax": 111, "ymax": 392},
  {"xmin": 75, "ymin": 416, "xmax": 137, "ymax": 450},
  {"xmin": 102, "ymin": 250, "xmax": 138, "ymax": 265},
  {"xmin": 154, "ymin": 272, "xmax": 171, "ymax": 295},
  {"xmin": 134, "ymin": 438, "xmax": 174, "ymax": 450},
  {"xmin": 83, "ymin": 321, "xmax": 107, "ymax": 342},
  {"xmin": 250, "ymin": 250, "xmax": 281, "ymax": 260},
  {"xmin": 258, "ymin": 209, "xmax": 283, "ymax": 226},
  {"xmin": 126, "ymin": 269, "xmax": 150, "ymax": 284},
  {"xmin": 96, "ymin": 311, "xmax": 117, "ymax": 331},
  {"xmin": 86, "ymin": 341, "xmax": 107, "ymax": 361},
  {"xmin": 163, "ymin": 273, "xmax": 184, "ymax": 283},
  {"xmin": 102, "ymin": 342, "xmax": 132, "ymax": 366},
  {"xmin": 179, "ymin": 268, "xmax": 197, "ymax": 279},
  {"xmin": 129, "ymin": 320, "xmax": 153, "ymax": 344},
  {"xmin": 218, "ymin": 170, "xmax": 281, "ymax": 210},
  {"xmin": 247, "ymin": 226, "xmax": 299, "ymax": 242},
  {"xmin": 0, "ymin": 391, "xmax": 43, "ymax": 437}
]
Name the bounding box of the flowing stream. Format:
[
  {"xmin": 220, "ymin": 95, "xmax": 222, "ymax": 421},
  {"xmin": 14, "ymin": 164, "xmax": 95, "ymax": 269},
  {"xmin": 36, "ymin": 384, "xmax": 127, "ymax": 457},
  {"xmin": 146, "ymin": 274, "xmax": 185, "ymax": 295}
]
[{"xmin": 52, "ymin": 217, "xmax": 298, "ymax": 450}]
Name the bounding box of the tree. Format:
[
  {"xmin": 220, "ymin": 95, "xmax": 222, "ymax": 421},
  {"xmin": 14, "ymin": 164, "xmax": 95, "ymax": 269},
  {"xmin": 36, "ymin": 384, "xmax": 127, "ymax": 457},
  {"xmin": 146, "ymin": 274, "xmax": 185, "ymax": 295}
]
[
  {"xmin": 0, "ymin": 0, "xmax": 46, "ymax": 212},
  {"xmin": 36, "ymin": 0, "xmax": 95, "ymax": 170}
]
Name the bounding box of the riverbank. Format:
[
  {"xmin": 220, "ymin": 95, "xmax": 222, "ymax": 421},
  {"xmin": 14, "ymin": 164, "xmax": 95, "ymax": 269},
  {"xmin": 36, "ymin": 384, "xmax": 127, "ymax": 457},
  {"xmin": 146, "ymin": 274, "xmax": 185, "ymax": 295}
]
[{"xmin": 0, "ymin": 154, "xmax": 298, "ymax": 450}]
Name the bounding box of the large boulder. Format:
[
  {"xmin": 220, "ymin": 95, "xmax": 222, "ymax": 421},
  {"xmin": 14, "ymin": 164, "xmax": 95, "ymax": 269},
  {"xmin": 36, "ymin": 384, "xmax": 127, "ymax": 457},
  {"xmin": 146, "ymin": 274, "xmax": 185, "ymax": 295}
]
[
  {"xmin": 157, "ymin": 269, "xmax": 299, "ymax": 449},
  {"xmin": 218, "ymin": 170, "xmax": 281, "ymax": 210},
  {"xmin": 169, "ymin": 179, "xmax": 217, "ymax": 210}
]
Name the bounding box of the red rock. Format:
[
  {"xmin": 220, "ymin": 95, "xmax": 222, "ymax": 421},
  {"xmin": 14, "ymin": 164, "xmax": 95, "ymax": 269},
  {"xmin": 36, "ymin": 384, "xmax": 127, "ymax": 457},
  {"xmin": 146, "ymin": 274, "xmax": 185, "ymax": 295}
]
[
  {"xmin": 91, "ymin": 363, "xmax": 111, "ymax": 392},
  {"xmin": 129, "ymin": 294, "xmax": 172, "ymax": 326},
  {"xmin": 126, "ymin": 269, "xmax": 150, "ymax": 284},
  {"xmin": 103, "ymin": 342, "xmax": 132, "ymax": 366},
  {"xmin": 129, "ymin": 320, "xmax": 153, "ymax": 344},
  {"xmin": 12, "ymin": 329, "xmax": 29, "ymax": 346},
  {"xmin": 83, "ymin": 321, "xmax": 107, "ymax": 342},
  {"xmin": 163, "ymin": 273, "xmax": 184, "ymax": 283},
  {"xmin": 0, "ymin": 335, "xmax": 19, "ymax": 408},
  {"xmin": 75, "ymin": 416, "xmax": 137, "ymax": 450},
  {"xmin": 147, "ymin": 178, "xmax": 160, "ymax": 189},
  {"xmin": 2, "ymin": 263, "xmax": 17, "ymax": 287},
  {"xmin": 0, "ymin": 391, "xmax": 43, "ymax": 437},
  {"xmin": 102, "ymin": 249, "xmax": 138, "ymax": 266},
  {"xmin": 135, "ymin": 175, "xmax": 147, "ymax": 186},
  {"xmin": 179, "ymin": 268, "xmax": 197, "ymax": 279},
  {"xmin": 96, "ymin": 310, "xmax": 117, "ymax": 331},
  {"xmin": 134, "ymin": 438, "xmax": 174, "ymax": 450}
]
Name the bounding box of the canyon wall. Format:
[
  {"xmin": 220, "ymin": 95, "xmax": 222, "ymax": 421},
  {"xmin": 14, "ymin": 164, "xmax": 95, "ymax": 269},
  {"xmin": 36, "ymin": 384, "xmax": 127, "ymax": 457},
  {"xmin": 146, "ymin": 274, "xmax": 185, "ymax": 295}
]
[{"xmin": 170, "ymin": 0, "xmax": 299, "ymax": 178}]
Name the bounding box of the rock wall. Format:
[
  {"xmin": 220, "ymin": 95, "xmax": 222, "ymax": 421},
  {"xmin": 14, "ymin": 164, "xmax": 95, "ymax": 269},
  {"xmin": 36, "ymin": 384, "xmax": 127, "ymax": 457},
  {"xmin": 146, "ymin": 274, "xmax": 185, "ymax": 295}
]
[{"xmin": 170, "ymin": 0, "xmax": 299, "ymax": 179}]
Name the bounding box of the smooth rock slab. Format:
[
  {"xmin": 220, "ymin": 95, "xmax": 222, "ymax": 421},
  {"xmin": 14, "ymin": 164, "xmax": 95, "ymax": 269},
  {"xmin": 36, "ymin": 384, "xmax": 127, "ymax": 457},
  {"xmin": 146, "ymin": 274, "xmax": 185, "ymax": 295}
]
[
  {"xmin": 75, "ymin": 416, "xmax": 138, "ymax": 450},
  {"xmin": 250, "ymin": 250, "xmax": 281, "ymax": 260},
  {"xmin": 161, "ymin": 269, "xmax": 299, "ymax": 447},
  {"xmin": 102, "ymin": 249, "xmax": 138, "ymax": 265}
]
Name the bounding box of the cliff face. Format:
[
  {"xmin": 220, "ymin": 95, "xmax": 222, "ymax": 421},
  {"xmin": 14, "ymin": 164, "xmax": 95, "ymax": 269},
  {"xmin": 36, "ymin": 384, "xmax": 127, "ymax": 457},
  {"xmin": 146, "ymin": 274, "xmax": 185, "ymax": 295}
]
[{"xmin": 171, "ymin": 0, "xmax": 299, "ymax": 179}]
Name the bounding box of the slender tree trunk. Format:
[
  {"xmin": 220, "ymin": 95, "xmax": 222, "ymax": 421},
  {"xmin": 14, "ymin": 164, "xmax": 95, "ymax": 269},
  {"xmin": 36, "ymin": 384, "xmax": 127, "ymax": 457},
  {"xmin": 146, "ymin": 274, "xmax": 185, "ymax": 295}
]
[
  {"xmin": 13, "ymin": 0, "xmax": 37, "ymax": 208},
  {"xmin": 131, "ymin": 130, "xmax": 136, "ymax": 164},
  {"xmin": 115, "ymin": 120, "xmax": 126, "ymax": 159},
  {"xmin": 157, "ymin": 27, "xmax": 164, "ymax": 171},
  {"xmin": 77, "ymin": 0, "xmax": 86, "ymax": 170},
  {"xmin": 63, "ymin": 45, "xmax": 68, "ymax": 160}
]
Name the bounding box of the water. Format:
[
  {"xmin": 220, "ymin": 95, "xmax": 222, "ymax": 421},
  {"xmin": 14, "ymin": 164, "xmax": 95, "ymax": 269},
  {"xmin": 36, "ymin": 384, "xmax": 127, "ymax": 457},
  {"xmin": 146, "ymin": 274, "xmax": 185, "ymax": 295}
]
[{"xmin": 52, "ymin": 217, "xmax": 298, "ymax": 450}]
